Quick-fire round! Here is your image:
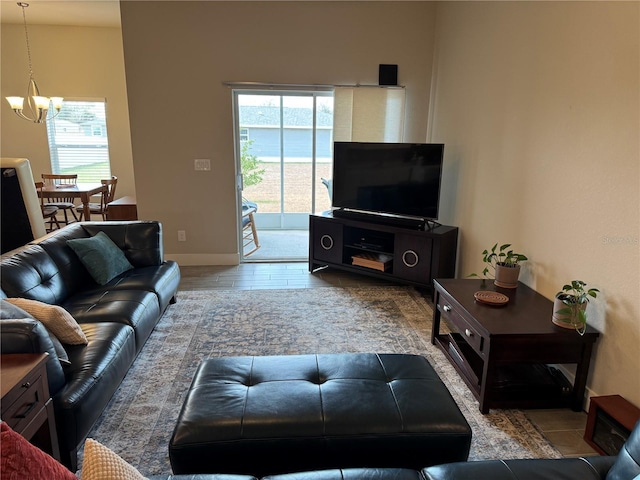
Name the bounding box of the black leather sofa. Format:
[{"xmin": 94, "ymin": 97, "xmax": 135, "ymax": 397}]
[
  {"xmin": 147, "ymin": 418, "xmax": 640, "ymax": 479},
  {"xmin": 0, "ymin": 221, "xmax": 180, "ymax": 471}
]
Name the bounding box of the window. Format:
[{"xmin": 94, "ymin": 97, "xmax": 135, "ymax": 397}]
[
  {"xmin": 46, "ymin": 99, "xmax": 111, "ymax": 183},
  {"xmin": 239, "ymin": 128, "xmax": 249, "ymax": 142}
]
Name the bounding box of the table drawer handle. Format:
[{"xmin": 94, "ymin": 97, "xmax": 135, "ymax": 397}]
[
  {"xmin": 443, "ymin": 305, "xmax": 452, "ymax": 312},
  {"xmin": 21, "ymin": 382, "xmax": 31, "ymax": 389},
  {"xmin": 465, "ymin": 328, "xmax": 474, "ymax": 338},
  {"xmin": 15, "ymin": 401, "xmax": 38, "ymax": 419}
]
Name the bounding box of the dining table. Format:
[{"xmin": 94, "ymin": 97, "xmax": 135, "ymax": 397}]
[{"xmin": 38, "ymin": 183, "xmax": 108, "ymax": 222}]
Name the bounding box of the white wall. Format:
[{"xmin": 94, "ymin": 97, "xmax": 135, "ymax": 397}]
[
  {"xmin": 0, "ymin": 24, "xmax": 135, "ymax": 199},
  {"xmin": 430, "ymin": 1, "xmax": 640, "ymax": 406},
  {"xmin": 119, "ymin": 1, "xmax": 437, "ymax": 264}
]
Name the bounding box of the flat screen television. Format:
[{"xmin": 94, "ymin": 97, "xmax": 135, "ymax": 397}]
[{"xmin": 331, "ymin": 142, "xmax": 444, "ymax": 223}]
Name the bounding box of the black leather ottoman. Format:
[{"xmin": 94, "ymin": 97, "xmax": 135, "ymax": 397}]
[{"xmin": 169, "ymin": 353, "xmax": 471, "ymax": 476}]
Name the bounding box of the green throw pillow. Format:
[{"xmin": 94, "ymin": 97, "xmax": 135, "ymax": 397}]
[{"xmin": 67, "ymin": 231, "xmax": 134, "ymax": 285}]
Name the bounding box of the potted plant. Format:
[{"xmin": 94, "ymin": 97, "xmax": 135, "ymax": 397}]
[
  {"xmin": 552, "ymin": 280, "xmax": 599, "ymax": 335},
  {"xmin": 470, "ymin": 243, "xmax": 528, "ymax": 288}
]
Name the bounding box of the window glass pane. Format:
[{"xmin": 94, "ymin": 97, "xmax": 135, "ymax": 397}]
[
  {"xmin": 237, "ymin": 90, "xmax": 334, "ymax": 218},
  {"xmin": 316, "ymin": 95, "xmax": 333, "ymax": 213},
  {"xmin": 283, "ymin": 95, "xmax": 312, "ymax": 213},
  {"xmin": 46, "ymin": 100, "xmax": 111, "ymax": 183}
]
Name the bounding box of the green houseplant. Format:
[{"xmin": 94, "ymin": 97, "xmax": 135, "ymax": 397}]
[
  {"xmin": 552, "ymin": 280, "xmax": 599, "ymax": 335},
  {"xmin": 470, "ymin": 243, "xmax": 528, "ymax": 288},
  {"xmin": 240, "ymin": 139, "xmax": 265, "ymax": 188}
]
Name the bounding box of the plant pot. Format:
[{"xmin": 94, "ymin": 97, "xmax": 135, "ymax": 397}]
[
  {"xmin": 494, "ymin": 264, "xmax": 520, "ymax": 288},
  {"xmin": 552, "ymin": 295, "xmax": 587, "ymax": 329}
]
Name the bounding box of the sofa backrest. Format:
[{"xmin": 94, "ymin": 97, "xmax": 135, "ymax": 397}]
[
  {"xmin": 80, "ymin": 222, "xmax": 164, "ymax": 267},
  {"xmin": 1, "ymin": 221, "xmax": 166, "ymax": 305},
  {"xmin": 1, "ymin": 222, "xmax": 102, "ymax": 303},
  {"xmin": 0, "ymin": 243, "xmax": 80, "ymax": 304}
]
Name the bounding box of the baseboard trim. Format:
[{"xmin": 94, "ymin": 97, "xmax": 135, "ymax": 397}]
[{"xmin": 165, "ymin": 253, "xmax": 239, "ymax": 266}]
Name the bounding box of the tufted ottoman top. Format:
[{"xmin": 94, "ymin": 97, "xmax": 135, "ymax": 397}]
[{"xmin": 169, "ymin": 353, "xmax": 471, "ymax": 476}]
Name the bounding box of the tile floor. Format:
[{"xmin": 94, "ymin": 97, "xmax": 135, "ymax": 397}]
[{"xmin": 178, "ymin": 262, "xmax": 599, "ymax": 458}]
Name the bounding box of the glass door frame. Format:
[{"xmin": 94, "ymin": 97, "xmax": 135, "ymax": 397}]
[{"xmin": 232, "ymin": 87, "xmax": 334, "ymax": 255}]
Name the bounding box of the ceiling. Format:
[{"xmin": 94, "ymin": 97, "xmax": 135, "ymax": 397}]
[{"xmin": 0, "ymin": 1, "xmax": 121, "ymax": 28}]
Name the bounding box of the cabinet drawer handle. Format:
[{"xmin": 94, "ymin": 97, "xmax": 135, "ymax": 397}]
[
  {"xmin": 465, "ymin": 328, "xmax": 474, "ymax": 338},
  {"xmin": 21, "ymin": 382, "xmax": 31, "ymax": 389},
  {"xmin": 443, "ymin": 305, "xmax": 452, "ymax": 312},
  {"xmin": 15, "ymin": 401, "xmax": 38, "ymax": 419}
]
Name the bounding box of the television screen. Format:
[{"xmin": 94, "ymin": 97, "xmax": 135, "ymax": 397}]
[{"xmin": 332, "ymin": 142, "xmax": 444, "ymax": 220}]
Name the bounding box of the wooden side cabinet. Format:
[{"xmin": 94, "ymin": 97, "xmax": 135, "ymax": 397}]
[
  {"xmin": 584, "ymin": 395, "xmax": 640, "ymax": 455},
  {"xmin": 1, "ymin": 353, "xmax": 60, "ymax": 461},
  {"xmin": 107, "ymin": 195, "xmax": 138, "ymax": 221}
]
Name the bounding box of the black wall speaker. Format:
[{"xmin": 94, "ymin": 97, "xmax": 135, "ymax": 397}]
[{"xmin": 379, "ymin": 64, "xmax": 398, "ymax": 86}]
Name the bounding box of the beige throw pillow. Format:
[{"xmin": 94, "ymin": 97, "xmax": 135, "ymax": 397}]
[
  {"xmin": 5, "ymin": 298, "xmax": 88, "ymax": 345},
  {"xmin": 82, "ymin": 438, "xmax": 147, "ymax": 480}
]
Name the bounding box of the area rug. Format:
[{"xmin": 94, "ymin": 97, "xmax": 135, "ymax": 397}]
[{"xmin": 87, "ymin": 286, "xmax": 561, "ymax": 475}]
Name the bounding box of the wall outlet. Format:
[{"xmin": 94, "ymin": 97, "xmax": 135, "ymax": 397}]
[
  {"xmin": 194, "ymin": 159, "xmax": 211, "ymax": 171},
  {"xmin": 177, "ymin": 230, "xmax": 187, "ymax": 242}
]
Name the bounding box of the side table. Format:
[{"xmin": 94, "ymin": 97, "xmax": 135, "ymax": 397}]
[
  {"xmin": 1, "ymin": 353, "xmax": 61, "ymax": 461},
  {"xmin": 432, "ymin": 278, "xmax": 600, "ymax": 413},
  {"xmin": 106, "ymin": 195, "xmax": 137, "ymax": 221}
]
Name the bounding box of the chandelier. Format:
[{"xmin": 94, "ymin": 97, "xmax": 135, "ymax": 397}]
[{"xmin": 5, "ymin": 2, "xmax": 63, "ymax": 123}]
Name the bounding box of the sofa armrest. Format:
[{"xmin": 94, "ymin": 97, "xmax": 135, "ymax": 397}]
[
  {"xmin": 82, "ymin": 221, "xmax": 165, "ymax": 267},
  {"xmin": 0, "ymin": 319, "xmax": 66, "ymax": 394}
]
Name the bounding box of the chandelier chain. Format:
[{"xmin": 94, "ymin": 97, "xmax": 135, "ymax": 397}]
[{"xmin": 19, "ymin": 2, "xmax": 34, "ymax": 79}]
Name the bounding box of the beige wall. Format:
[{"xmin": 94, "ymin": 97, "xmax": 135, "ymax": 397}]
[
  {"xmin": 120, "ymin": 1, "xmax": 437, "ymax": 264},
  {"xmin": 1, "ymin": 24, "xmax": 135, "ymax": 199},
  {"xmin": 430, "ymin": 1, "xmax": 640, "ymax": 406}
]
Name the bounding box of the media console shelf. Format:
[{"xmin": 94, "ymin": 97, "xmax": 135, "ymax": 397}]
[{"xmin": 309, "ymin": 211, "xmax": 458, "ymax": 290}]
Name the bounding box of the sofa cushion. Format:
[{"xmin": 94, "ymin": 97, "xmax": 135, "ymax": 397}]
[
  {"xmin": 67, "ymin": 231, "xmax": 134, "ymax": 286},
  {"xmin": 6, "ymin": 298, "xmax": 87, "ymax": 345},
  {"xmin": 0, "ymin": 422, "xmax": 77, "ymax": 480},
  {"xmin": 78, "ymin": 262, "xmax": 180, "ymax": 315},
  {"xmin": 0, "ymin": 299, "xmax": 70, "ymax": 365},
  {"xmin": 61, "ymin": 289, "xmax": 160, "ymax": 349},
  {"xmin": 82, "ymin": 438, "xmax": 147, "ymax": 480}
]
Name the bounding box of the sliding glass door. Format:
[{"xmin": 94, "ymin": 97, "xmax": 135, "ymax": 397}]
[{"xmin": 233, "ymin": 90, "xmax": 334, "ymax": 231}]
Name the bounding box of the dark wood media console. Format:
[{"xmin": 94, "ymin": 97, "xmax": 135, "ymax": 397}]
[{"xmin": 309, "ymin": 211, "xmax": 458, "ymax": 290}]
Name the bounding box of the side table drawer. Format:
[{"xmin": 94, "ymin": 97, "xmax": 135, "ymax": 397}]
[
  {"xmin": 2, "ymin": 369, "xmax": 47, "ymax": 434},
  {"xmin": 437, "ymin": 292, "xmax": 484, "ymax": 354}
]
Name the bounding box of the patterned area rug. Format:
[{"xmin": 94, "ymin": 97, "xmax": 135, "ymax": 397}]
[{"xmin": 87, "ymin": 286, "xmax": 560, "ymax": 475}]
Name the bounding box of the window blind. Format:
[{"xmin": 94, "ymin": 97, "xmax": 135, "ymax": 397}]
[
  {"xmin": 333, "ymin": 87, "xmax": 406, "ymax": 143},
  {"xmin": 46, "ymin": 100, "xmax": 111, "ymax": 183}
]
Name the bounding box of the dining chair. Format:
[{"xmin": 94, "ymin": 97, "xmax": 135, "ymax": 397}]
[
  {"xmin": 75, "ymin": 176, "xmax": 118, "ymax": 221},
  {"xmin": 41, "ymin": 173, "xmax": 80, "ymax": 225},
  {"xmin": 35, "ymin": 182, "xmax": 61, "ymax": 232},
  {"xmin": 242, "ymin": 199, "xmax": 260, "ymax": 256}
]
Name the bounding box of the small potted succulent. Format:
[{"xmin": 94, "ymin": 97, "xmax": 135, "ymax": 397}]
[
  {"xmin": 552, "ymin": 280, "xmax": 599, "ymax": 335},
  {"xmin": 470, "ymin": 243, "xmax": 528, "ymax": 288}
]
